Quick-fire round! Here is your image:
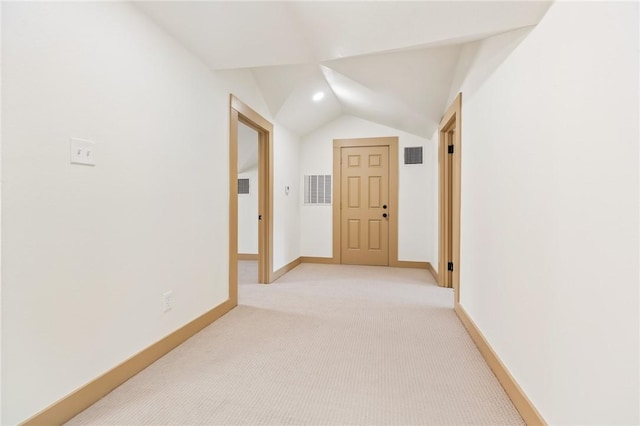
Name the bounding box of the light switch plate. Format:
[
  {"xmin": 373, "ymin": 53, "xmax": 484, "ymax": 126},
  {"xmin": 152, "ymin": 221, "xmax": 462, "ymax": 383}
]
[
  {"xmin": 163, "ymin": 291, "xmax": 173, "ymax": 312},
  {"xmin": 70, "ymin": 138, "xmax": 96, "ymax": 166}
]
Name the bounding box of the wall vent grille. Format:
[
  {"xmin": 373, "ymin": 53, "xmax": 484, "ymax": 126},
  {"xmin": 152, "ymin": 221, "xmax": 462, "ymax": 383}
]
[
  {"xmin": 238, "ymin": 178, "xmax": 250, "ymax": 194},
  {"xmin": 404, "ymin": 147, "xmax": 423, "ymax": 164},
  {"xmin": 304, "ymin": 175, "xmax": 331, "ymax": 205}
]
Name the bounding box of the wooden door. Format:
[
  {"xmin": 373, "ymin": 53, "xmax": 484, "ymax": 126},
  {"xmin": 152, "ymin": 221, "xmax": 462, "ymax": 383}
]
[
  {"xmin": 340, "ymin": 146, "xmax": 389, "ymax": 266},
  {"xmin": 438, "ymin": 93, "xmax": 461, "ymax": 297},
  {"xmin": 445, "ymin": 129, "xmax": 455, "ymax": 286},
  {"xmin": 230, "ymin": 95, "xmax": 274, "ymax": 297}
]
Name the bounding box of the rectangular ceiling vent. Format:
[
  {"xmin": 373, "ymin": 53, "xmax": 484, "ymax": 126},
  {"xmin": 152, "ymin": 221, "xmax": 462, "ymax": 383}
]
[
  {"xmin": 304, "ymin": 175, "xmax": 331, "ymax": 205},
  {"xmin": 404, "ymin": 147, "xmax": 423, "ymax": 165},
  {"xmin": 238, "ymin": 178, "xmax": 250, "ymax": 194}
]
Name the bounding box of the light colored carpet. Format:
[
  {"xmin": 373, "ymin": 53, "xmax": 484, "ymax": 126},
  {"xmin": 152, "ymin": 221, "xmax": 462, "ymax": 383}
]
[
  {"xmin": 238, "ymin": 259, "xmax": 258, "ymax": 285},
  {"xmin": 67, "ymin": 263, "xmax": 523, "ymax": 425}
]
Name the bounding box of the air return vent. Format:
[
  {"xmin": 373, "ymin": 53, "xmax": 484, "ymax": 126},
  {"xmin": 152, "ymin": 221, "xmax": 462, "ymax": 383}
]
[
  {"xmin": 238, "ymin": 178, "xmax": 250, "ymax": 194},
  {"xmin": 304, "ymin": 175, "xmax": 331, "ymax": 205},
  {"xmin": 404, "ymin": 147, "xmax": 423, "ymax": 164}
]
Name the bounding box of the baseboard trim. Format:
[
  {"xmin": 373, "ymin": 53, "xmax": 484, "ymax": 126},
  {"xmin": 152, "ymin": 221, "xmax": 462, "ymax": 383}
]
[
  {"xmin": 300, "ymin": 256, "xmax": 334, "ymax": 264},
  {"xmin": 390, "ymin": 261, "xmax": 439, "ymax": 282},
  {"xmin": 237, "ymin": 253, "xmax": 258, "ymax": 261},
  {"xmin": 22, "ymin": 299, "xmax": 236, "ymax": 426},
  {"xmin": 454, "ymin": 303, "xmax": 546, "ymax": 426},
  {"xmin": 392, "ymin": 260, "xmax": 430, "ymax": 269},
  {"xmin": 426, "ymin": 262, "xmax": 438, "ymax": 282},
  {"xmin": 300, "ymin": 257, "xmax": 438, "ymax": 283},
  {"xmin": 272, "ymin": 257, "xmax": 301, "ymax": 281}
]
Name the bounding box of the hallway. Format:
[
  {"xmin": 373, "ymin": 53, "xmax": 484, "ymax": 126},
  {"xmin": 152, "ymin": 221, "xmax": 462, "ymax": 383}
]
[{"xmin": 67, "ymin": 264, "xmax": 522, "ymax": 425}]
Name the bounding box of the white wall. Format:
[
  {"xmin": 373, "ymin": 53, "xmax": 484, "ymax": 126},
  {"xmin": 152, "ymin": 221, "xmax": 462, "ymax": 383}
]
[
  {"xmin": 273, "ymin": 123, "xmax": 301, "ymax": 270},
  {"xmin": 449, "ymin": 2, "xmax": 639, "ymax": 424},
  {"xmin": 0, "ymin": 3, "xmax": 4, "ymax": 422},
  {"xmin": 1, "ymin": 2, "xmax": 300, "ymax": 424},
  {"xmin": 428, "ymin": 128, "xmax": 439, "ymax": 271},
  {"xmin": 237, "ymin": 167, "xmax": 258, "ymax": 254},
  {"xmin": 236, "ymin": 124, "xmax": 301, "ymax": 269},
  {"xmin": 237, "ymin": 121, "xmax": 259, "ymax": 255},
  {"xmin": 300, "ymin": 115, "xmax": 436, "ymax": 262}
]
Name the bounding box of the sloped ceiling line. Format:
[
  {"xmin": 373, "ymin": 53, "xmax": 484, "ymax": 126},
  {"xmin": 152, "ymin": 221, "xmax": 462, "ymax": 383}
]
[{"xmin": 134, "ymin": 1, "xmax": 552, "ymax": 137}]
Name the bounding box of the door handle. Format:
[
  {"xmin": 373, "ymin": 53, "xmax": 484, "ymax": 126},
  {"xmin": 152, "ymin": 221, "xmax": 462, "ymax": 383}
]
[
  {"xmin": 383, "ymin": 205, "xmax": 387, "ymax": 209},
  {"xmin": 383, "ymin": 213, "xmax": 388, "ymax": 218}
]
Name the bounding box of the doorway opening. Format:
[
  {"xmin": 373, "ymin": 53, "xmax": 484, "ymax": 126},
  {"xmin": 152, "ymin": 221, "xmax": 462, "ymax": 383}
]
[
  {"xmin": 332, "ymin": 137, "xmax": 399, "ymax": 266},
  {"xmin": 438, "ymin": 93, "xmax": 462, "ymax": 302},
  {"xmin": 229, "ymin": 95, "xmax": 273, "ymax": 305},
  {"xmin": 237, "ymin": 121, "xmax": 260, "ymax": 283}
]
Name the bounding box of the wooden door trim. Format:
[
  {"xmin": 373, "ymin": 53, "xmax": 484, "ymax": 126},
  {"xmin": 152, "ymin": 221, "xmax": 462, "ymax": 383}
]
[
  {"xmin": 438, "ymin": 93, "xmax": 462, "ymax": 301},
  {"xmin": 454, "ymin": 304, "xmax": 546, "ymax": 424},
  {"xmin": 332, "ymin": 137, "xmax": 399, "ymax": 266},
  {"xmin": 230, "ymin": 95, "xmax": 274, "ymax": 298}
]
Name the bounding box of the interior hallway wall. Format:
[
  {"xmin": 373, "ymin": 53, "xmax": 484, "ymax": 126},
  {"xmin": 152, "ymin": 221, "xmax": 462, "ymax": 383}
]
[
  {"xmin": 272, "ymin": 123, "xmax": 300, "ymax": 270},
  {"xmin": 237, "ymin": 122, "xmax": 259, "ymax": 256},
  {"xmin": 1, "ymin": 2, "xmax": 300, "ymax": 424},
  {"xmin": 237, "ymin": 168, "xmax": 258, "ymax": 254},
  {"xmin": 447, "ymin": 2, "xmax": 639, "ymax": 424},
  {"xmin": 236, "ymin": 125, "xmax": 300, "ymax": 268},
  {"xmin": 428, "ymin": 128, "xmax": 439, "ymax": 272},
  {"xmin": 300, "ymin": 115, "xmax": 436, "ymax": 263},
  {"xmin": 0, "ymin": 2, "xmax": 4, "ymax": 420}
]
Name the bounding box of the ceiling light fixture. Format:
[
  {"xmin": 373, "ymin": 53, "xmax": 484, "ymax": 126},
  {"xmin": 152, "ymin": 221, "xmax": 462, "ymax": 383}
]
[{"xmin": 312, "ymin": 91, "xmax": 325, "ymax": 102}]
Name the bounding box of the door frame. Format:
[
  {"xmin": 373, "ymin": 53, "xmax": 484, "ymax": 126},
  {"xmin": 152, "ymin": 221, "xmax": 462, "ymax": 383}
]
[
  {"xmin": 438, "ymin": 93, "xmax": 462, "ymax": 302},
  {"xmin": 229, "ymin": 95, "xmax": 273, "ymax": 303},
  {"xmin": 332, "ymin": 137, "xmax": 399, "ymax": 266}
]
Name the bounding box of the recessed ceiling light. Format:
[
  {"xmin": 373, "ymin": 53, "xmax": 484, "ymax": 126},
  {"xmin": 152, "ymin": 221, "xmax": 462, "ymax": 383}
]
[{"xmin": 312, "ymin": 91, "xmax": 325, "ymax": 102}]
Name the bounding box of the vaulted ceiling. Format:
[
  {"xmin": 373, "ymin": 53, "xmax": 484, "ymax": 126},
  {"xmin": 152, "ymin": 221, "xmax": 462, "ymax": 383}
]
[{"xmin": 135, "ymin": 1, "xmax": 551, "ymax": 138}]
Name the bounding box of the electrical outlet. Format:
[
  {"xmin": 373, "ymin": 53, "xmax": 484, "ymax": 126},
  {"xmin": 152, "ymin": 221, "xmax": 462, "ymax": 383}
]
[{"xmin": 163, "ymin": 290, "xmax": 173, "ymax": 312}]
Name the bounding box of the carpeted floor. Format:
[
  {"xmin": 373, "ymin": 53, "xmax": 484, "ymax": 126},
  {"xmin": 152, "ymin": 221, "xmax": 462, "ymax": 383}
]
[{"xmin": 67, "ymin": 262, "xmax": 523, "ymax": 425}]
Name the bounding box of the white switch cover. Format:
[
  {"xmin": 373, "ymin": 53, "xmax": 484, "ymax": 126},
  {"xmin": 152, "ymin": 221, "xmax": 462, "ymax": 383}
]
[
  {"xmin": 163, "ymin": 290, "xmax": 173, "ymax": 312},
  {"xmin": 70, "ymin": 138, "xmax": 96, "ymax": 166}
]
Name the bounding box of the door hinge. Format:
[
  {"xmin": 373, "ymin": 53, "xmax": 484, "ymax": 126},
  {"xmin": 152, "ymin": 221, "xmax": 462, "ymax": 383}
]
[
  {"xmin": 447, "ymin": 261, "xmax": 454, "ymax": 272},
  {"xmin": 258, "ymin": 214, "xmax": 262, "ymax": 220},
  {"xmin": 447, "ymin": 144, "xmax": 454, "ymax": 154}
]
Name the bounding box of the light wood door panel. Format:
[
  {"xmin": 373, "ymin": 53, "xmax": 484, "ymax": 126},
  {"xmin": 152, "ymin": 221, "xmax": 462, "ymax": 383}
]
[
  {"xmin": 341, "ymin": 146, "xmax": 389, "ymax": 265},
  {"xmin": 446, "ymin": 129, "xmax": 454, "ymax": 286},
  {"xmin": 368, "ymin": 220, "xmax": 382, "ymax": 250},
  {"xmin": 438, "ymin": 93, "xmax": 461, "ymax": 297},
  {"xmin": 348, "ymin": 177, "xmax": 361, "ymax": 208}
]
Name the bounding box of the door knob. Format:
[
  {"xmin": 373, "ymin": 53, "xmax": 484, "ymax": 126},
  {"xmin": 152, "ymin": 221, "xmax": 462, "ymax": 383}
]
[
  {"xmin": 383, "ymin": 213, "xmax": 388, "ymax": 218},
  {"xmin": 383, "ymin": 205, "xmax": 387, "ymax": 209}
]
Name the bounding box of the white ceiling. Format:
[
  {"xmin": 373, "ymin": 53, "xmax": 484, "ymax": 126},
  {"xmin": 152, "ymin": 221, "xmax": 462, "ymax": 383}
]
[{"xmin": 135, "ymin": 1, "xmax": 551, "ymax": 137}]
